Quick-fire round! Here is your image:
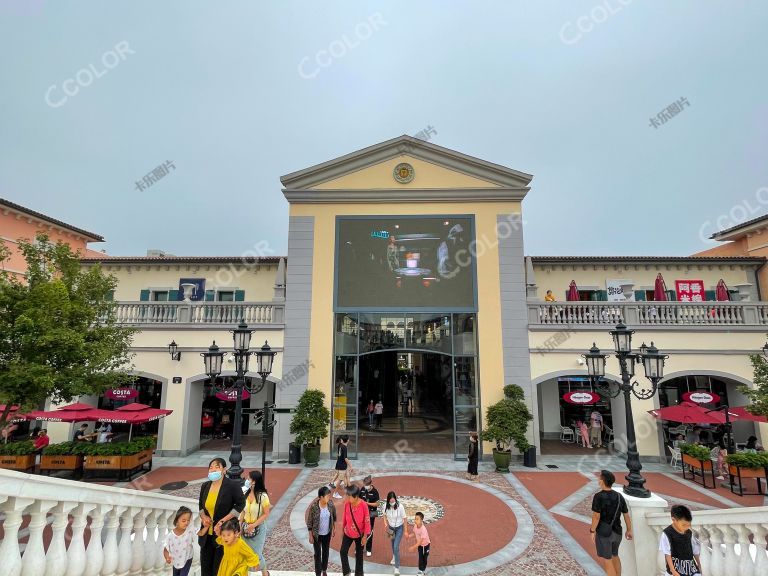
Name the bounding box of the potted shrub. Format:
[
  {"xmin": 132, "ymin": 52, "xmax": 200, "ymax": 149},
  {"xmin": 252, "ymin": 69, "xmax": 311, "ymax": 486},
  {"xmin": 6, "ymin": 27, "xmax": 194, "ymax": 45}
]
[
  {"xmin": 40, "ymin": 441, "xmax": 89, "ymax": 475},
  {"xmin": 679, "ymin": 442, "xmax": 712, "ymax": 467},
  {"xmin": 290, "ymin": 389, "xmax": 330, "ymax": 467},
  {"xmin": 481, "ymin": 384, "xmax": 533, "ymax": 472},
  {"xmin": 726, "ymin": 452, "xmax": 768, "ymax": 495},
  {"xmin": 83, "ymin": 436, "xmax": 155, "ymax": 479},
  {"xmin": 0, "ymin": 440, "xmax": 37, "ymax": 471}
]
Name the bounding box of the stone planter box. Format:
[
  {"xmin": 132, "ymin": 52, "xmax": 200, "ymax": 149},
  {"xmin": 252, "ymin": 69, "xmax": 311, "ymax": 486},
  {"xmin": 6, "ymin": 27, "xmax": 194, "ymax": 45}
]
[
  {"xmin": 728, "ymin": 464, "xmax": 767, "ymax": 496},
  {"xmin": 0, "ymin": 454, "xmax": 36, "ymax": 471},
  {"xmin": 40, "ymin": 454, "xmax": 84, "ymax": 476},
  {"xmin": 682, "ymin": 454, "xmax": 716, "ymax": 488}
]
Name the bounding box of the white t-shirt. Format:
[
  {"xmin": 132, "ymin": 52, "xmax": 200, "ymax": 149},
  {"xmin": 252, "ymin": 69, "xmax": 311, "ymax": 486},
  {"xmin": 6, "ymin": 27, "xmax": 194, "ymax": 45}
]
[
  {"xmin": 385, "ymin": 503, "xmax": 406, "ymax": 528},
  {"xmin": 163, "ymin": 525, "xmax": 195, "ymax": 569},
  {"xmin": 374, "ymin": 403, "xmax": 383, "ymax": 415}
]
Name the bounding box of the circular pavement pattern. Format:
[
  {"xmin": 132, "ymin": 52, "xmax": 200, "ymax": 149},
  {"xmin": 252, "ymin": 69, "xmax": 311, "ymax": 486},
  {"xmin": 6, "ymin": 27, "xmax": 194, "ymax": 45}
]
[
  {"xmin": 290, "ymin": 472, "xmax": 534, "ymax": 575},
  {"xmin": 376, "ymin": 495, "xmax": 445, "ymax": 525}
]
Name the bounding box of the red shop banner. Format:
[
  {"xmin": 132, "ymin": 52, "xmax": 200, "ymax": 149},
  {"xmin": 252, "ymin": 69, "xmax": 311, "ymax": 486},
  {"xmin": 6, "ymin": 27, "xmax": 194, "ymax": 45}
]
[
  {"xmin": 105, "ymin": 388, "xmax": 138, "ymax": 400},
  {"xmin": 681, "ymin": 391, "xmax": 720, "ymax": 405},
  {"xmin": 675, "ymin": 279, "xmax": 705, "ymax": 303},
  {"xmin": 215, "ymin": 389, "xmax": 251, "ymax": 402},
  {"xmin": 562, "ymin": 391, "xmax": 601, "ymax": 405}
]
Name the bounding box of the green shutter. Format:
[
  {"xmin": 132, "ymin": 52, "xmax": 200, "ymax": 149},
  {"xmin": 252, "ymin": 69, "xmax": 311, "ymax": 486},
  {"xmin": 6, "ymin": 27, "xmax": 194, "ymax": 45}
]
[
  {"xmin": 234, "ymin": 290, "xmax": 245, "ymax": 301},
  {"xmin": 139, "ymin": 289, "xmax": 150, "ymax": 301},
  {"xmin": 704, "ymin": 290, "xmax": 716, "ymax": 301},
  {"xmin": 634, "ymin": 290, "xmax": 646, "ymax": 301},
  {"xmin": 105, "ymin": 290, "xmax": 114, "ymax": 301},
  {"xmin": 169, "ymin": 289, "xmax": 180, "ymax": 301},
  {"xmin": 205, "ymin": 290, "xmax": 215, "ymax": 301},
  {"xmin": 666, "ymin": 290, "xmax": 676, "ymax": 301}
]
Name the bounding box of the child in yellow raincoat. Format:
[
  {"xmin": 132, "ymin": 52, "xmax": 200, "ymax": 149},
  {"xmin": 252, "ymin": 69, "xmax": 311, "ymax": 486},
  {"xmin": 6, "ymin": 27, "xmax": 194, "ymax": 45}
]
[{"xmin": 216, "ymin": 518, "xmax": 261, "ymax": 576}]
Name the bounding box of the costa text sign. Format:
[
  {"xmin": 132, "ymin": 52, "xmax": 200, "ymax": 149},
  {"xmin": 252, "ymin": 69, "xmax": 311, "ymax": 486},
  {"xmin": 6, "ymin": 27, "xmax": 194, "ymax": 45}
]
[
  {"xmin": 104, "ymin": 388, "xmax": 138, "ymax": 400},
  {"xmin": 681, "ymin": 391, "xmax": 720, "ymax": 405},
  {"xmin": 562, "ymin": 391, "xmax": 601, "ymax": 405}
]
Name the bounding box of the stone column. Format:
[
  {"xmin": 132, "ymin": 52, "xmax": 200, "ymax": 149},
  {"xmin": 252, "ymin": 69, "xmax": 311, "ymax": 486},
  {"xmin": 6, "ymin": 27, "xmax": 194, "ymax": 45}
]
[{"xmin": 615, "ymin": 486, "xmax": 667, "ymax": 576}]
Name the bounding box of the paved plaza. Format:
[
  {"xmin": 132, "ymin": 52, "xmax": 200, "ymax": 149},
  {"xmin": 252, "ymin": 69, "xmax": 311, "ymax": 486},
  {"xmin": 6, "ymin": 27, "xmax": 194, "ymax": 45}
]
[{"xmin": 114, "ymin": 450, "xmax": 768, "ymax": 575}]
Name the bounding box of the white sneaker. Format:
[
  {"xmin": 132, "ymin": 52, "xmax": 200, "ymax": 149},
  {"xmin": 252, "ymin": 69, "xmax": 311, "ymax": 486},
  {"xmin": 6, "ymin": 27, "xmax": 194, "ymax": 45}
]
[
  {"xmin": 390, "ymin": 557, "xmax": 396, "ymax": 565},
  {"xmin": 417, "ymin": 571, "xmax": 424, "ymax": 576},
  {"xmin": 394, "ymin": 569, "xmax": 400, "ymax": 576},
  {"xmin": 366, "ymin": 551, "xmax": 371, "ymax": 557},
  {"xmin": 332, "ymin": 492, "xmax": 342, "ymax": 499}
]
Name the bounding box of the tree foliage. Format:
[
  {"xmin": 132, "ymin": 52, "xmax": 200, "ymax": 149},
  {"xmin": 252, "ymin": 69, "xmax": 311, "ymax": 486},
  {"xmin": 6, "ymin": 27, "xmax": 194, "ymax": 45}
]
[
  {"xmin": 741, "ymin": 354, "xmax": 768, "ymax": 418},
  {"xmin": 290, "ymin": 389, "xmax": 330, "ymax": 446},
  {"xmin": 481, "ymin": 384, "xmax": 533, "ymax": 453},
  {"xmin": 0, "ymin": 233, "xmax": 135, "ymax": 426}
]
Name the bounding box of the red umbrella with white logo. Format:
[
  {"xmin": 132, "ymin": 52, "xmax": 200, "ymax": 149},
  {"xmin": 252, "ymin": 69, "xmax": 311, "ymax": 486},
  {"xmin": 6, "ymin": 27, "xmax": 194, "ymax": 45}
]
[
  {"xmin": 648, "ymin": 401, "xmax": 726, "ymax": 424},
  {"xmin": 114, "ymin": 403, "xmax": 173, "ymax": 440}
]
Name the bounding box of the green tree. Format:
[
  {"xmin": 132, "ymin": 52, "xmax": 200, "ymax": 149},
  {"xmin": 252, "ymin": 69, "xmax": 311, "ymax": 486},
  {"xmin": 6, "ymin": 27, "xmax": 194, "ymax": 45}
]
[
  {"xmin": 290, "ymin": 389, "xmax": 330, "ymax": 446},
  {"xmin": 0, "ymin": 233, "xmax": 135, "ymax": 426},
  {"xmin": 741, "ymin": 354, "xmax": 768, "ymax": 418},
  {"xmin": 481, "ymin": 384, "xmax": 533, "ymax": 452}
]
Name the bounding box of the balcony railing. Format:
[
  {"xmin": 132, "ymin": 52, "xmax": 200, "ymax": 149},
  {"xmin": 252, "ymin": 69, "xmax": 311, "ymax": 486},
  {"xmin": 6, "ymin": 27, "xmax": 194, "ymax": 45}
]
[
  {"xmin": 528, "ymin": 301, "xmax": 768, "ymax": 328},
  {"xmin": 113, "ymin": 301, "xmax": 284, "ymax": 325}
]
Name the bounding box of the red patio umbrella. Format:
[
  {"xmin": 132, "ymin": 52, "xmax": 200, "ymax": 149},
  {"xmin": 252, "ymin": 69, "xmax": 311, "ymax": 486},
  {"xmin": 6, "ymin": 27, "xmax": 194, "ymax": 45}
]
[
  {"xmin": 115, "ymin": 403, "xmax": 173, "ymax": 440},
  {"xmin": 726, "ymin": 405, "xmax": 767, "ymax": 423},
  {"xmin": 653, "ymin": 273, "xmax": 668, "ymax": 301},
  {"xmin": 648, "ymin": 401, "xmax": 726, "ymax": 424},
  {"xmin": 566, "ymin": 280, "xmax": 579, "ymax": 301},
  {"xmin": 25, "ymin": 402, "xmax": 105, "ymax": 423},
  {"xmin": 715, "ymin": 279, "xmax": 731, "ymax": 302}
]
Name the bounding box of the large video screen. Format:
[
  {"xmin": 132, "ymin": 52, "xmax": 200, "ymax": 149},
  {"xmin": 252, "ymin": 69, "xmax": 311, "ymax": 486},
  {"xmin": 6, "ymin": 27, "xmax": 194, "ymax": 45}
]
[{"xmin": 336, "ymin": 216, "xmax": 476, "ymax": 309}]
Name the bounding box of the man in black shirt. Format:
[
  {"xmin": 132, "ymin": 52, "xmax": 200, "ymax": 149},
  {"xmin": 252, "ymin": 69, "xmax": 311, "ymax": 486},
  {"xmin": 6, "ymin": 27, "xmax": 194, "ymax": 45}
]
[
  {"xmin": 590, "ymin": 470, "xmax": 633, "ymax": 576},
  {"xmin": 73, "ymin": 423, "xmax": 92, "ymax": 442},
  {"xmin": 361, "ymin": 475, "xmax": 380, "ymax": 557}
]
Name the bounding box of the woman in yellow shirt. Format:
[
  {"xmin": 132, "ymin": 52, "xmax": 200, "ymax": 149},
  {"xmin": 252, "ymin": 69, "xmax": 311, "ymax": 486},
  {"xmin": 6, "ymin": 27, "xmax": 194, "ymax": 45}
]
[
  {"xmin": 239, "ymin": 470, "xmax": 271, "ymax": 576},
  {"xmin": 216, "ymin": 518, "xmax": 260, "ymax": 576}
]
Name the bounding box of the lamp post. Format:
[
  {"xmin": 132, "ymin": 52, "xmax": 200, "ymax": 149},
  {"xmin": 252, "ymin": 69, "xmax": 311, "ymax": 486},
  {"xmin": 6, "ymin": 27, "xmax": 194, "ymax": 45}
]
[
  {"xmin": 583, "ymin": 323, "xmax": 668, "ymax": 498},
  {"xmin": 201, "ymin": 321, "xmax": 276, "ymax": 481}
]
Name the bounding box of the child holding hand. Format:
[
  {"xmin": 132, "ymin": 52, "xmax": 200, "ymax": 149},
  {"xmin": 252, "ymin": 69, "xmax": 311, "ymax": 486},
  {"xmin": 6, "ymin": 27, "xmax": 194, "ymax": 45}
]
[
  {"xmin": 408, "ymin": 511, "xmax": 431, "ymax": 576},
  {"xmin": 163, "ymin": 506, "xmax": 207, "ymax": 576}
]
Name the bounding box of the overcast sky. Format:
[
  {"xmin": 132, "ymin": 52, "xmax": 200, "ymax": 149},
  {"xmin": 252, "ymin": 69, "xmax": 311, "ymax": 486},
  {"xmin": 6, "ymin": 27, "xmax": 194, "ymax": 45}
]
[{"xmin": 1, "ymin": 1, "xmax": 766, "ymax": 258}]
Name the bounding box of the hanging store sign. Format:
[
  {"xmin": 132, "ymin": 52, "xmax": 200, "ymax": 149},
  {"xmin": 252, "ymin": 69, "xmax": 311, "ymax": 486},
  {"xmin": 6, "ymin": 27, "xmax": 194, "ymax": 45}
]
[
  {"xmin": 675, "ymin": 280, "xmax": 705, "ymax": 303},
  {"xmin": 562, "ymin": 391, "xmax": 601, "ymax": 405},
  {"xmin": 105, "ymin": 388, "xmax": 138, "ymax": 400},
  {"xmin": 682, "ymin": 391, "xmax": 720, "ymax": 404},
  {"xmin": 216, "ymin": 389, "xmax": 251, "ymax": 402}
]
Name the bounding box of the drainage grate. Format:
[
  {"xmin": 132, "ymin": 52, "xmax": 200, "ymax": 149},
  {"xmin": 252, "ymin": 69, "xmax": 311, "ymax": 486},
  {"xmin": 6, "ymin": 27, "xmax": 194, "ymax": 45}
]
[
  {"xmin": 545, "ymin": 464, "xmax": 559, "ymax": 469},
  {"xmin": 264, "ymin": 460, "xmax": 274, "ymax": 464},
  {"xmin": 276, "ymin": 460, "xmax": 288, "ymax": 464},
  {"xmin": 160, "ymin": 481, "xmax": 189, "ymax": 491}
]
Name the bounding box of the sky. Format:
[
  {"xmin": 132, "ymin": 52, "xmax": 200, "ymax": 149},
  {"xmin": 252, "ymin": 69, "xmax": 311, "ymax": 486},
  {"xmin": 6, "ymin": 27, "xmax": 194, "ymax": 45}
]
[{"xmin": 1, "ymin": 1, "xmax": 767, "ymax": 258}]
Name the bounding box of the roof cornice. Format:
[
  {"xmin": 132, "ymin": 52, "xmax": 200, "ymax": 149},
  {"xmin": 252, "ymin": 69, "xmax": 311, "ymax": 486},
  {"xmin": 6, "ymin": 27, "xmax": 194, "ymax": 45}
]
[
  {"xmin": 1, "ymin": 198, "xmax": 104, "ymax": 242},
  {"xmin": 282, "ymin": 187, "xmax": 528, "ymax": 204}
]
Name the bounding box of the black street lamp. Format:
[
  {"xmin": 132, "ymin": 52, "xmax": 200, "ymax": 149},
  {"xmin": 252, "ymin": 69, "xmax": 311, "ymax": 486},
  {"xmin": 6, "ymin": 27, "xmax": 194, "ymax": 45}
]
[
  {"xmin": 201, "ymin": 321, "xmax": 276, "ymax": 481},
  {"xmin": 583, "ymin": 323, "xmax": 668, "ymax": 498}
]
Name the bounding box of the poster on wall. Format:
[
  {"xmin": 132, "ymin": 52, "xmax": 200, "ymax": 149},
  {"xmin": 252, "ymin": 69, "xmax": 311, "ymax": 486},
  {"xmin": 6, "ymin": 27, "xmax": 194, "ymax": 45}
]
[
  {"xmin": 335, "ymin": 216, "xmax": 477, "ymax": 309},
  {"xmin": 675, "ymin": 280, "xmax": 705, "ymax": 302},
  {"xmin": 606, "ymin": 279, "xmax": 635, "ymax": 302},
  {"xmin": 178, "ymin": 278, "xmax": 206, "ymax": 301}
]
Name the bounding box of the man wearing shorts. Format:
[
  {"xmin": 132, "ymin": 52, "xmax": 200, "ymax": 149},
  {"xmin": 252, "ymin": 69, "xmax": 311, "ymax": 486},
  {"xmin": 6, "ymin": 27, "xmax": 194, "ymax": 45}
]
[
  {"xmin": 590, "ymin": 470, "xmax": 632, "ymax": 576},
  {"xmin": 590, "ymin": 410, "xmax": 604, "ymax": 448}
]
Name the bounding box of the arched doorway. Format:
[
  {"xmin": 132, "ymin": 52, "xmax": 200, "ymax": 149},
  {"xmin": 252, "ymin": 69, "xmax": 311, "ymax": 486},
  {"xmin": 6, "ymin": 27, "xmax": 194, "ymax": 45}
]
[{"xmin": 533, "ymin": 371, "xmax": 622, "ymax": 455}]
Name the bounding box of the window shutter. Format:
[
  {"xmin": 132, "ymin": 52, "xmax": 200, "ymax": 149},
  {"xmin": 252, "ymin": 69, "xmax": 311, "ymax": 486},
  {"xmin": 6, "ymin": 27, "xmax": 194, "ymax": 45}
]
[
  {"xmin": 704, "ymin": 290, "xmax": 716, "ymax": 301},
  {"xmin": 169, "ymin": 289, "xmax": 180, "ymax": 301},
  {"xmin": 139, "ymin": 289, "xmax": 150, "ymax": 301},
  {"xmin": 105, "ymin": 290, "xmax": 114, "ymax": 301},
  {"xmin": 205, "ymin": 290, "xmax": 215, "ymax": 301},
  {"xmin": 597, "ymin": 290, "xmax": 608, "ymax": 301},
  {"xmin": 666, "ymin": 290, "xmax": 676, "ymax": 301},
  {"xmin": 234, "ymin": 290, "xmax": 245, "ymax": 301},
  {"xmin": 634, "ymin": 290, "xmax": 646, "ymax": 301}
]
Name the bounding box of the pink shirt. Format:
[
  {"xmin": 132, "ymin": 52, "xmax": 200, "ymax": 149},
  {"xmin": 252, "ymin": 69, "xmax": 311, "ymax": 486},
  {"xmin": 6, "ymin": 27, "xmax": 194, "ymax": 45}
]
[
  {"xmin": 413, "ymin": 523, "xmax": 431, "ymax": 546},
  {"xmin": 343, "ymin": 501, "xmax": 371, "ymax": 538}
]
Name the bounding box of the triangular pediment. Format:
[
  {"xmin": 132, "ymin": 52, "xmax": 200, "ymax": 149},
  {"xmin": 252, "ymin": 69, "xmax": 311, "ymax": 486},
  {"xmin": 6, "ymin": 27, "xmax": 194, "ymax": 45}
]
[{"xmin": 280, "ymin": 135, "xmax": 533, "ymax": 191}]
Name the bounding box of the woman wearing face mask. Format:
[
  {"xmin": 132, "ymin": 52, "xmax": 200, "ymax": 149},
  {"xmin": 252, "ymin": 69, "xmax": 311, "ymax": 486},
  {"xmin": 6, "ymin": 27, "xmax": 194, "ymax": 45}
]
[
  {"xmin": 361, "ymin": 475, "xmax": 380, "ymax": 557},
  {"xmin": 240, "ymin": 470, "xmax": 271, "ymax": 576},
  {"xmin": 198, "ymin": 457, "xmax": 246, "ymax": 576},
  {"xmin": 383, "ymin": 491, "xmax": 409, "ymax": 576}
]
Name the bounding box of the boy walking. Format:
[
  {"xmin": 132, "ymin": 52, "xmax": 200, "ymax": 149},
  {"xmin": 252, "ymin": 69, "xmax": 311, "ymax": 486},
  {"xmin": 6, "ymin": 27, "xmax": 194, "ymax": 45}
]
[
  {"xmin": 408, "ymin": 511, "xmax": 431, "ymax": 575},
  {"xmin": 590, "ymin": 470, "xmax": 632, "ymax": 576},
  {"xmin": 659, "ymin": 505, "xmax": 702, "ymax": 576}
]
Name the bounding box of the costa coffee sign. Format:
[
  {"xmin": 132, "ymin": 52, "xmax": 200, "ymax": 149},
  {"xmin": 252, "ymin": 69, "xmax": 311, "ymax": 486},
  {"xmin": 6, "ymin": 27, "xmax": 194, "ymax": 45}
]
[
  {"xmin": 105, "ymin": 388, "xmax": 138, "ymax": 400},
  {"xmin": 563, "ymin": 391, "xmax": 600, "ymax": 405},
  {"xmin": 215, "ymin": 389, "xmax": 251, "ymax": 402},
  {"xmin": 682, "ymin": 391, "xmax": 720, "ymax": 405}
]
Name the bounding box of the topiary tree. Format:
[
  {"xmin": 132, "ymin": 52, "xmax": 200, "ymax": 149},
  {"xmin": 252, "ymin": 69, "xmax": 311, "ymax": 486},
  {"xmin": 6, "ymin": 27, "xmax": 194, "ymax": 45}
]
[
  {"xmin": 290, "ymin": 389, "xmax": 331, "ymax": 447},
  {"xmin": 481, "ymin": 384, "xmax": 533, "ymax": 453}
]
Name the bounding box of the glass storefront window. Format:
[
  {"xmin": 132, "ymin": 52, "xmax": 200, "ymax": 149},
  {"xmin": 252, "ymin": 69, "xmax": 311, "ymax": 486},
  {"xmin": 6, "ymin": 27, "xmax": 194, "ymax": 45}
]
[
  {"xmin": 359, "ymin": 313, "xmax": 405, "ymax": 352},
  {"xmin": 454, "ymin": 356, "xmax": 478, "ymax": 406},
  {"xmin": 334, "ymin": 356, "xmax": 357, "ymax": 404},
  {"xmin": 455, "ymin": 406, "xmax": 478, "ymax": 433},
  {"xmin": 453, "ymin": 313, "xmax": 476, "ymax": 355},
  {"xmin": 406, "ymin": 314, "xmax": 451, "ymax": 353},
  {"xmin": 335, "ymin": 313, "xmax": 358, "ymax": 355}
]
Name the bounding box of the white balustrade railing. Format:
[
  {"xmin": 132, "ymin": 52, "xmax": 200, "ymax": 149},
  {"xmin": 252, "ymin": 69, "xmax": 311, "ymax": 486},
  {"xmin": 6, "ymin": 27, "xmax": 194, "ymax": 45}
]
[
  {"xmin": 645, "ymin": 507, "xmax": 768, "ymax": 576},
  {"xmin": 112, "ymin": 301, "xmax": 283, "ymax": 325},
  {"xmin": 0, "ymin": 468, "xmax": 198, "ymax": 576},
  {"xmin": 529, "ymin": 301, "xmax": 766, "ymax": 328}
]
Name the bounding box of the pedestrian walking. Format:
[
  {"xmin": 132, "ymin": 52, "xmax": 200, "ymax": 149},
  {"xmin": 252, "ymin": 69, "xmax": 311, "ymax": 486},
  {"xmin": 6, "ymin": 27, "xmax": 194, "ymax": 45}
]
[
  {"xmin": 589, "ymin": 410, "xmax": 604, "ymax": 448},
  {"xmin": 659, "ymin": 505, "xmax": 702, "ymax": 576},
  {"xmin": 366, "ymin": 400, "xmax": 375, "ymax": 429},
  {"xmin": 590, "ymin": 470, "xmax": 632, "ymax": 576},
  {"xmin": 240, "ymin": 470, "xmax": 271, "ymax": 576},
  {"xmin": 306, "ymin": 486, "xmax": 337, "ymax": 576},
  {"xmin": 361, "ymin": 475, "xmax": 380, "ymax": 557},
  {"xmin": 163, "ymin": 506, "xmax": 205, "ymax": 576},
  {"xmin": 330, "ymin": 435, "xmax": 352, "ymax": 499},
  {"xmin": 340, "ymin": 485, "xmax": 371, "ymax": 576},
  {"xmin": 198, "ymin": 457, "xmax": 246, "ymax": 576},
  {"xmin": 384, "ymin": 491, "xmax": 410, "ymax": 576},
  {"xmin": 374, "ymin": 399, "xmax": 384, "ymax": 429},
  {"xmin": 216, "ymin": 518, "xmax": 260, "ymax": 576},
  {"xmin": 408, "ymin": 511, "xmax": 431, "ymax": 576},
  {"xmin": 466, "ymin": 432, "xmax": 479, "ymax": 481}
]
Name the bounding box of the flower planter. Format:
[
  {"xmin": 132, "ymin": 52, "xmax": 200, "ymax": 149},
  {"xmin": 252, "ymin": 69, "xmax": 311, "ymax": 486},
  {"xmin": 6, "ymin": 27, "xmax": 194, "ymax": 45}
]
[
  {"xmin": 40, "ymin": 454, "xmax": 84, "ymax": 476},
  {"xmin": 492, "ymin": 449, "xmax": 512, "ymax": 473},
  {"xmin": 84, "ymin": 450, "xmax": 153, "ymax": 480},
  {"xmin": 303, "ymin": 444, "xmax": 320, "ymax": 467},
  {"xmin": 0, "ymin": 454, "xmax": 35, "ymax": 471},
  {"xmin": 681, "ymin": 454, "xmax": 716, "ymax": 488},
  {"xmin": 728, "ymin": 464, "xmax": 767, "ymax": 497}
]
